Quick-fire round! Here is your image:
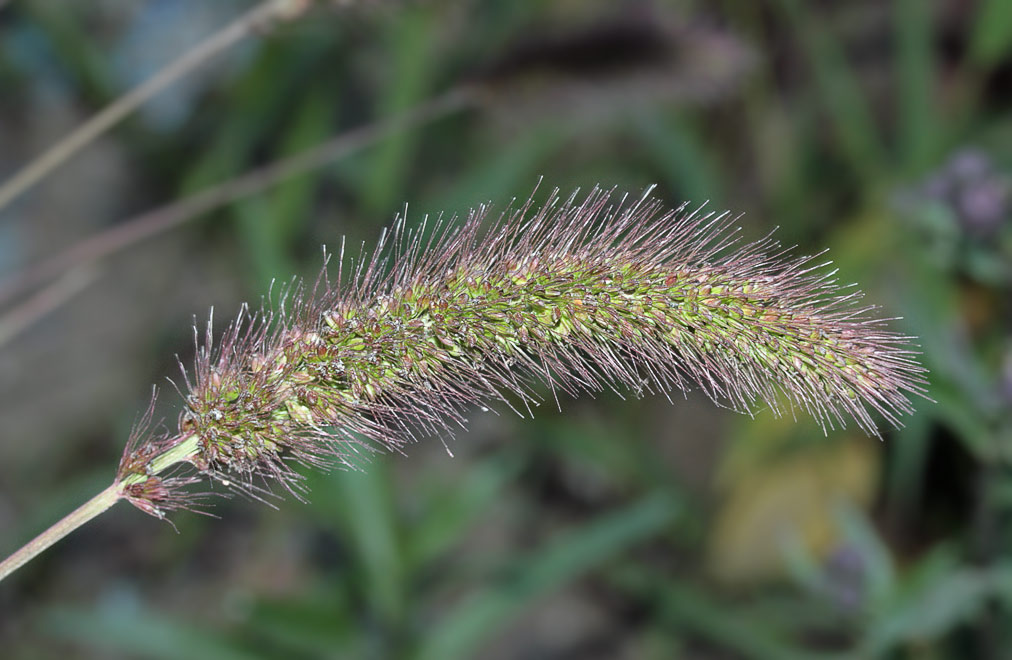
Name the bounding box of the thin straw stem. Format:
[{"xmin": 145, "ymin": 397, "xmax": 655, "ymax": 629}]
[
  {"xmin": 0, "ymin": 0, "xmax": 310, "ymax": 212},
  {"xmin": 0, "ymin": 265, "xmax": 99, "ymax": 348},
  {"xmin": 0, "ymin": 434, "xmax": 199, "ymax": 583},
  {"xmin": 0, "ymin": 88, "xmax": 473, "ymax": 311},
  {"xmin": 0, "ymin": 484, "xmax": 121, "ymax": 582}
]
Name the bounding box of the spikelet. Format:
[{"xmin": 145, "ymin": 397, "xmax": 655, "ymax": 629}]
[{"xmin": 117, "ymin": 186, "xmax": 927, "ymax": 510}]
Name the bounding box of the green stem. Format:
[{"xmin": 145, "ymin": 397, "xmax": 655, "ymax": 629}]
[
  {"xmin": 120, "ymin": 434, "xmax": 200, "ymax": 488},
  {"xmin": 0, "ymin": 434, "xmax": 200, "ymax": 583},
  {"xmin": 0, "ymin": 483, "xmax": 121, "ymax": 583}
]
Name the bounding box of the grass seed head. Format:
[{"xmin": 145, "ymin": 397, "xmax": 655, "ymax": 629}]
[{"xmin": 121, "ymin": 186, "xmax": 928, "ymax": 512}]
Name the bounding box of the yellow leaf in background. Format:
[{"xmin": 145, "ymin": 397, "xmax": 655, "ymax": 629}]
[{"xmin": 707, "ymin": 438, "xmax": 879, "ymax": 584}]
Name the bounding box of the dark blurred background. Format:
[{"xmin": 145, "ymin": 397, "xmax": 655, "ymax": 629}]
[{"xmin": 1, "ymin": 0, "xmax": 1010, "ymax": 657}]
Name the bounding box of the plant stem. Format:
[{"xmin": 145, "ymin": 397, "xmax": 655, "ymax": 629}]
[
  {"xmin": 0, "ymin": 483, "xmax": 121, "ymax": 583},
  {"xmin": 0, "ymin": 435, "xmax": 199, "ymax": 583},
  {"xmin": 0, "ymin": 88, "xmax": 473, "ymax": 311},
  {"xmin": 136, "ymin": 435, "xmax": 200, "ymax": 483},
  {"xmin": 0, "ymin": 266, "xmax": 99, "ymax": 348},
  {"xmin": 0, "ymin": 0, "xmax": 310, "ymax": 212}
]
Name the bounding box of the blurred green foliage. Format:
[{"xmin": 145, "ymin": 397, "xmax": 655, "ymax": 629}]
[{"xmin": 2, "ymin": 0, "xmax": 1012, "ymax": 658}]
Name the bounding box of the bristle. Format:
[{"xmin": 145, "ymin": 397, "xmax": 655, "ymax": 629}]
[{"xmin": 120, "ymin": 186, "xmax": 928, "ymax": 511}]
